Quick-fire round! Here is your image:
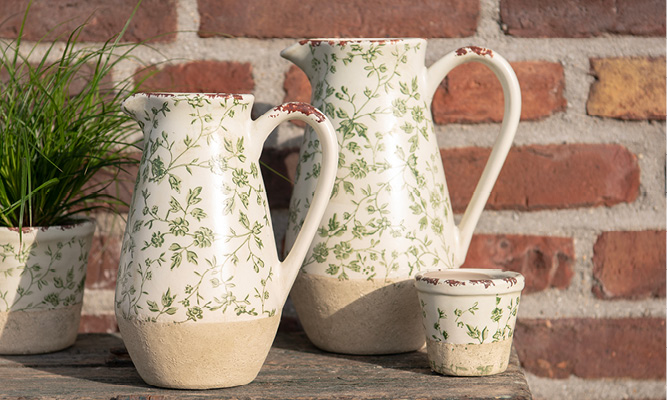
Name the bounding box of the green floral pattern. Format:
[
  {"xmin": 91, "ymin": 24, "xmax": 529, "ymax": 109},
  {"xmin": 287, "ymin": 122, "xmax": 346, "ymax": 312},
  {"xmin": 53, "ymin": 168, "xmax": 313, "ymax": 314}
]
[
  {"xmin": 285, "ymin": 39, "xmax": 456, "ymax": 281},
  {"xmin": 420, "ymin": 293, "xmax": 521, "ymax": 345},
  {"xmin": 0, "ymin": 221, "xmax": 94, "ymax": 312},
  {"xmin": 116, "ymin": 94, "xmax": 280, "ymax": 324}
]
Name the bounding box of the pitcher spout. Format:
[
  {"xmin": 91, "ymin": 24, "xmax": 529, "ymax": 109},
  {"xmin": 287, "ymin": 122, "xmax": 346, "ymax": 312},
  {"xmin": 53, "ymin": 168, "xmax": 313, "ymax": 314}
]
[
  {"xmin": 280, "ymin": 41, "xmax": 315, "ymax": 79},
  {"xmin": 121, "ymin": 93, "xmax": 148, "ymax": 122}
]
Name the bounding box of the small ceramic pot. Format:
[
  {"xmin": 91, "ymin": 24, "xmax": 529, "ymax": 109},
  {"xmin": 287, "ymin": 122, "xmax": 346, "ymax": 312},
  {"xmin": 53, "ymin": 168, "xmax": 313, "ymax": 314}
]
[
  {"xmin": 414, "ymin": 269, "xmax": 524, "ymax": 376},
  {"xmin": 0, "ymin": 220, "xmax": 95, "ymax": 354}
]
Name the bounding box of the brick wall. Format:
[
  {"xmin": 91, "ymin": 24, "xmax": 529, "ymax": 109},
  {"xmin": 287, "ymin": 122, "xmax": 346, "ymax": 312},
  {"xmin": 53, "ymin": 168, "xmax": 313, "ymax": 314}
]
[{"xmin": 2, "ymin": 0, "xmax": 664, "ymax": 398}]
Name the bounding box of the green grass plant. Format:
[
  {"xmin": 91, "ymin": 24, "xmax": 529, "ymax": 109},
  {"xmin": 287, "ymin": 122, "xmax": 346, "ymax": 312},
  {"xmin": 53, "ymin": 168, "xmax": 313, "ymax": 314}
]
[{"xmin": 0, "ymin": 1, "xmax": 146, "ymax": 228}]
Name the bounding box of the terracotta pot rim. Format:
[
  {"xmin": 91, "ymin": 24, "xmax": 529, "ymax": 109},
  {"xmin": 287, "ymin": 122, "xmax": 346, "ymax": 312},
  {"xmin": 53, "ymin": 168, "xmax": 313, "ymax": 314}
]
[
  {"xmin": 298, "ymin": 38, "xmax": 425, "ymax": 45},
  {"xmin": 0, "ymin": 218, "xmax": 94, "ymax": 232},
  {"xmin": 129, "ymin": 92, "xmax": 253, "ymax": 99},
  {"xmin": 415, "ymin": 268, "xmax": 525, "ymax": 296}
]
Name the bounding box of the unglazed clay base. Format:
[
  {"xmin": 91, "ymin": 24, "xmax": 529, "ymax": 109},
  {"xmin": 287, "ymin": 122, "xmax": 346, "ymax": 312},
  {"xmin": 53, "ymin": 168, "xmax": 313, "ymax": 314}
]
[
  {"xmin": 117, "ymin": 314, "xmax": 281, "ymax": 389},
  {"xmin": 0, "ymin": 303, "xmax": 82, "ymax": 354},
  {"xmin": 426, "ymin": 337, "xmax": 513, "ymax": 376},
  {"xmin": 290, "ymin": 273, "xmax": 425, "ymax": 355}
]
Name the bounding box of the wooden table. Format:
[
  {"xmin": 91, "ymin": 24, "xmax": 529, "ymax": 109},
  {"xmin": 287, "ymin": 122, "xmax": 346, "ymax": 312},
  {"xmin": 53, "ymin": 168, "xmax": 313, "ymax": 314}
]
[{"xmin": 0, "ymin": 326, "xmax": 532, "ymax": 399}]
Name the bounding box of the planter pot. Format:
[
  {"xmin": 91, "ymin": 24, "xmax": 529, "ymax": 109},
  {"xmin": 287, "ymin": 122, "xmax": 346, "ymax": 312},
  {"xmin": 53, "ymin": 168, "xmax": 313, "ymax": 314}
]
[
  {"xmin": 414, "ymin": 269, "xmax": 524, "ymax": 376},
  {"xmin": 0, "ymin": 220, "xmax": 95, "ymax": 354}
]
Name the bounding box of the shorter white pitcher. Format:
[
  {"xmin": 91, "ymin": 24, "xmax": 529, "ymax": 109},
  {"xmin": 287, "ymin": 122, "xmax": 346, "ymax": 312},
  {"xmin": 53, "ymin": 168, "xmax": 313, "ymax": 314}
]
[{"xmin": 115, "ymin": 93, "xmax": 337, "ymax": 389}]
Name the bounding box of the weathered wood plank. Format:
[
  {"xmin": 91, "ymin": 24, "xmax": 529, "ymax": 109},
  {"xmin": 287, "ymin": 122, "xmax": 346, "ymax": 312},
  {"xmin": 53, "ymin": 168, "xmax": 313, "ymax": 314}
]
[
  {"xmin": 0, "ymin": 330, "xmax": 532, "ymax": 399},
  {"xmin": 0, "ymin": 334, "xmax": 126, "ymax": 368}
]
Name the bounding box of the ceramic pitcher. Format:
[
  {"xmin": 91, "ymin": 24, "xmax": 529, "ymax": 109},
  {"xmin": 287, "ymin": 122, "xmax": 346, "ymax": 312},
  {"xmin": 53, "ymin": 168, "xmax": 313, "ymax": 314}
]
[
  {"xmin": 282, "ymin": 39, "xmax": 521, "ymax": 355},
  {"xmin": 115, "ymin": 93, "xmax": 337, "ymax": 389}
]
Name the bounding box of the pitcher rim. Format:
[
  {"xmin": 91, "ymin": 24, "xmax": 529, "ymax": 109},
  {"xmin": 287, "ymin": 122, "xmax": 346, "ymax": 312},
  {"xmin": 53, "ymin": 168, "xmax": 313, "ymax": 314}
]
[
  {"xmin": 298, "ymin": 38, "xmax": 425, "ymax": 46},
  {"xmin": 128, "ymin": 92, "xmax": 254, "ymax": 100}
]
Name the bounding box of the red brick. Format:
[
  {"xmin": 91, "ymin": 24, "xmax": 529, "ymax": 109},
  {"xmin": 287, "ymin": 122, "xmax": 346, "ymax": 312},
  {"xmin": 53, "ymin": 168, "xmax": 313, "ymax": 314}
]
[
  {"xmin": 198, "ymin": 0, "xmax": 478, "ymax": 38},
  {"xmin": 284, "ymin": 66, "xmax": 310, "ymax": 104},
  {"xmin": 263, "ymin": 144, "xmax": 639, "ymax": 213},
  {"xmin": 463, "ymin": 234, "xmax": 574, "ymax": 293},
  {"xmin": 86, "ymin": 233, "xmax": 122, "ymax": 290},
  {"xmin": 500, "ymin": 0, "xmax": 665, "ymax": 37},
  {"xmin": 283, "ymin": 65, "xmax": 312, "ymax": 127},
  {"xmin": 433, "ymin": 61, "xmax": 566, "ymax": 124},
  {"xmin": 515, "ymin": 318, "xmax": 666, "ymax": 379},
  {"xmin": 0, "ymin": 0, "xmax": 177, "ymax": 42},
  {"xmin": 443, "ymin": 144, "xmax": 639, "ymax": 212},
  {"xmin": 592, "ymin": 231, "xmax": 666, "ymax": 299},
  {"xmin": 136, "ymin": 61, "xmax": 255, "ymax": 94},
  {"xmin": 587, "ymin": 57, "xmax": 666, "ymax": 121},
  {"xmin": 284, "ymin": 61, "xmax": 566, "ymax": 124},
  {"xmin": 616, "ymin": 0, "xmax": 667, "ymax": 36},
  {"xmin": 78, "ymin": 314, "xmax": 118, "ymax": 333}
]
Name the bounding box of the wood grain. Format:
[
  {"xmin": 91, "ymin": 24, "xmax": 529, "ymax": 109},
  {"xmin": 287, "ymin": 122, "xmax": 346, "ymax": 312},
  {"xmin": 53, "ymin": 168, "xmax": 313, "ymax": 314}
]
[{"xmin": 0, "ymin": 329, "xmax": 532, "ymax": 399}]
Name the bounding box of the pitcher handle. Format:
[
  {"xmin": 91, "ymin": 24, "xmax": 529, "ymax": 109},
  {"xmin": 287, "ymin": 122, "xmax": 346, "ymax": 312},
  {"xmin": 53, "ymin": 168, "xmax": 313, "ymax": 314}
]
[
  {"xmin": 425, "ymin": 47, "xmax": 521, "ymax": 265},
  {"xmin": 251, "ymin": 103, "xmax": 338, "ymax": 303}
]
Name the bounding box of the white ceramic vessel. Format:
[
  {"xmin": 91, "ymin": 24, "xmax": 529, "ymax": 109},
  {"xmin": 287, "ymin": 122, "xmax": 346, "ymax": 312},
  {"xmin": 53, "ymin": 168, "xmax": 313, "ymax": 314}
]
[
  {"xmin": 116, "ymin": 93, "xmax": 337, "ymax": 389},
  {"xmin": 282, "ymin": 38, "xmax": 522, "ymax": 354},
  {"xmin": 415, "ymin": 269, "xmax": 525, "ymax": 376},
  {"xmin": 0, "ymin": 220, "xmax": 95, "ymax": 354}
]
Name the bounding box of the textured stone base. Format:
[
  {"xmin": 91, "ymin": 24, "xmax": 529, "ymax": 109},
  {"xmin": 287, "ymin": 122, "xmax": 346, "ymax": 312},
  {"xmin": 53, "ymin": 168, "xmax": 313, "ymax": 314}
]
[
  {"xmin": 290, "ymin": 273, "xmax": 425, "ymax": 355},
  {"xmin": 0, "ymin": 304, "xmax": 82, "ymax": 355},
  {"xmin": 426, "ymin": 337, "xmax": 513, "ymax": 376},
  {"xmin": 117, "ymin": 314, "xmax": 281, "ymax": 389}
]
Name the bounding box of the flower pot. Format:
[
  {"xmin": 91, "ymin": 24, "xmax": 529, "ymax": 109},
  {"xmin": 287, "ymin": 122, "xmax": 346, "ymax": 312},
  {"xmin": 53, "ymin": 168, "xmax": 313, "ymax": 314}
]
[
  {"xmin": 414, "ymin": 269, "xmax": 524, "ymax": 376},
  {"xmin": 0, "ymin": 220, "xmax": 95, "ymax": 354}
]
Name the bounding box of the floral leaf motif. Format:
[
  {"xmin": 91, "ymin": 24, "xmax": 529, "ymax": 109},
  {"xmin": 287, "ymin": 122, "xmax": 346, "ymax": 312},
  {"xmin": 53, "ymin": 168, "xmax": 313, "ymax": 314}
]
[
  {"xmin": 239, "ymin": 213, "xmax": 250, "ymax": 229},
  {"xmin": 150, "ymin": 156, "xmax": 167, "ymax": 181},
  {"xmin": 186, "ymin": 251, "xmax": 198, "ymax": 264},
  {"xmin": 466, "ymin": 324, "xmax": 480, "ymax": 340},
  {"xmin": 170, "ymin": 252, "xmax": 182, "ymax": 270},
  {"xmin": 491, "ymin": 307, "xmax": 503, "ymax": 322},
  {"xmin": 193, "ymin": 228, "xmax": 214, "ymax": 248},
  {"xmin": 224, "ymin": 138, "xmax": 233, "ymax": 153},
  {"xmin": 223, "ymin": 198, "xmax": 234, "ymax": 215},
  {"xmin": 168, "ymin": 174, "xmax": 181, "ymax": 193},
  {"xmin": 147, "ymin": 300, "xmax": 159, "ymax": 312},
  {"xmin": 169, "ymin": 218, "xmax": 189, "ymax": 236},
  {"xmin": 186, "ymin": 187, "xmax": 203, "ymax": 206},
  {"xmin": 190, "ymin": 208, "xmax": 207, "ymax": 221},
  {"xmin": 312, "ymin": 243, "xmax": 329, "ymax": 263},
  {"xmin": 53, "ymin": 277, "xmax": 63, "ymax": 289},
  {"xmin": 169, "ymin": 197, "xmax": 182, "ymax": 213}
]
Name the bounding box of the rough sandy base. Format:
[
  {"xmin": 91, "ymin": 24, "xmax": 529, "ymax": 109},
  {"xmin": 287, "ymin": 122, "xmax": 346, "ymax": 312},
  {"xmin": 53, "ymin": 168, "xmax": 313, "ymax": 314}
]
[
  {"xmin": 426, "ymin": 337, "xmax": 513, "ymax": 376},
  {"xmin": 117, "ymin": 314, "xmax": 281, "ymax": 389},
  {"xmin": 0, "ymin": 304, "xmax": 82, "ymax": 354},
  {"xmin": 290, "ymin": 273, "xmax": 425, "ymax": 355}
]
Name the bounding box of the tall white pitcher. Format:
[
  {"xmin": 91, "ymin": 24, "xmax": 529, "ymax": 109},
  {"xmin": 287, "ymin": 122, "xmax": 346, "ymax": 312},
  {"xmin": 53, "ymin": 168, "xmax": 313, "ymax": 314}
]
[{"xmin": 282, "ymin": 39, "xmax": 521, "ymax": 354}]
